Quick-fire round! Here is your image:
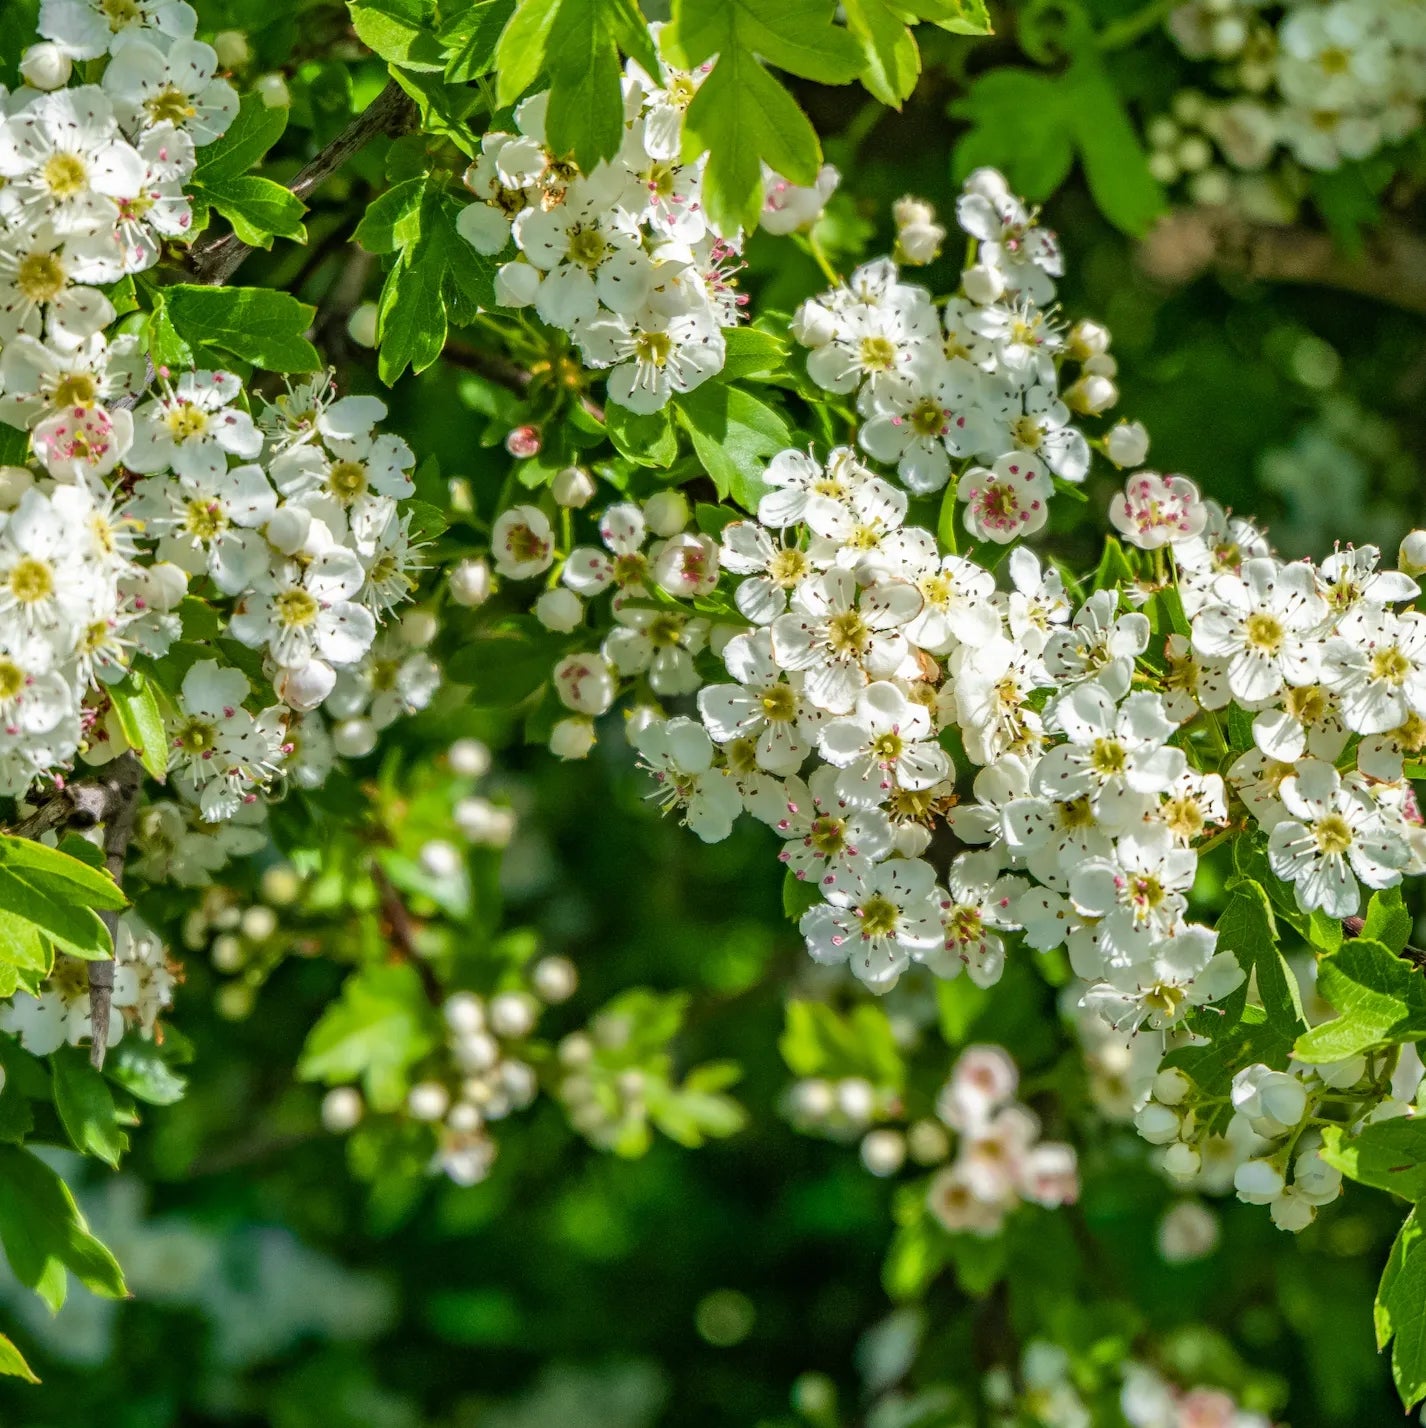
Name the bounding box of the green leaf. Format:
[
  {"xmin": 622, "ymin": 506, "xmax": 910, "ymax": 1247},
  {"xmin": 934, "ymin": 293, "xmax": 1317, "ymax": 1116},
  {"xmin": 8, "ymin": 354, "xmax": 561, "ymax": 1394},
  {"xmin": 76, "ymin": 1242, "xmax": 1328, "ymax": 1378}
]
[
  {"xmin": 951, "ymin": 51, "xmax": 1165, "ymax": 236},
  {"xmin": 1216, "ymin": 877, "xmax": 1305, "ymax": 1036},
  {"xmin": 146, "ymin": 294, "xmax": 194, "ymax": 372},
  {"xmin": 193, "ymin": 91, "xmax": 288, "ymax": 182},
  {"xmin": 718, "ymin": 326, "xmax": 789, "ymax": 381},
  {"xmin": 0, "ymin": 1145, "xmax": 126, "ymax": 1312},
  {"xmin": 1376, "ymin": 1208, "xmax": 1426, "ymax": 1410},
  {"xmin": 0, "ymin": 908, "xmax": 51, "ymax": 998},
  {"xmin": 355, "ymin": 176, "xmax": 427, "ymax": 254},
  {"xmin": 1320, "ymin": 1120, "xmax": 1426, "ymax": 1203},
  {"xmin": 0, "ymin": 836, "xmax": 127, "ymax": 910},
  {"xmin": 298, "ymin": 962, "xmax": 438, "ymax": 1112},
  {"xmin": 781, "ymin": 868, "xmax": 822, "ymax": 922},
  {"xmin": 665, "ymin": 0, "xmax": 863, "ymax": 233},
  {"xmin": 606, "ymin": 403, "xmax": 678, "ymax": 468},
  {"xmin": 106, "ymin": 1039, "xmax": 188, "ymax": 1107},
  {"xmin": 350, "ymin": 0, "xmax": 446, "ymax": 70},
  {"xmin": 108, "ymin": 672, "xmax": 168, "ymax": 781},
  {"xmin": 1090, "ymin": 535, "xmax": 1136, "ymax": 594},
  {"xmin": 440, "ymin": 0, "xmax": 517, "ymax": 80},
  {"xmin": 446, "ymin": 629, "xmax": 559, "ymax": 706},
  {"xmin": 1294, "ymin": 938, "xmax": 1426, "ymax": 1063},
  {"xmin": 0, "ymin": 868, "xmax": 111, "ymax": 959},
  {"xmin": 1364, "ymin": 886, "xmax": 1414, "ymax": 957},
  {"xmin": 936, "ymin": 976, "xmax": 991, "ymax": 1044},
  {"xmin": 189, "ymin": 174, "xmax": 307, "ymax": 248},
  {"xmin": 673, "ymin": 383, "xmax": 791, "ymax": 512},
  {"xmin": 779, "ymin": 1000, "xmax": 904, "ymax": 1087},
  {"xmin": 0, "ymin": 1333, "xmax": 38, "ymax": 1384},
  {"xmin": 51, "ymin": 1047, "xmax": 128, "ymax": 1168},
  {"xmin": 842, "ymin": 0, "xmax": 921, "ymax": 107},
  {"xmin": 164, "ymin": 285, "xmax": 320, "ymax": 373}
]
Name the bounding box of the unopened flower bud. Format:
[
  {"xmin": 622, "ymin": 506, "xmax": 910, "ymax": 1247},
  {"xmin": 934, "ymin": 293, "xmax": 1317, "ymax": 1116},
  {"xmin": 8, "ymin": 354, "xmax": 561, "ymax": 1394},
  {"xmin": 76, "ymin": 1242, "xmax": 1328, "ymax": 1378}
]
[
  {"xmin": 449, "ymin": 738, "xmax": 491, "ymax": 778},
  {"xmin": 495, "ymin": 260, "xmax": 540, "ymax": 308},
  {"xmin": 894, "ymin": 195, "xmax": 945, "ymax": 266},
  {"xmin": 1233, "ymin": 1158, "xmax": 1285, "ymax": 1204},
  {"xmin": 1269, "ymin": 1188, "xmax": 1315, "ymax": 1232},
  {"xmin": 1158, "ymin": 1200, "xmax": 1219, "ymax": 1262},
  {"xmin": 490, "ymin": 991, "xmax": 537, "ymax": 1039},
  {"xmin": 1135, "ymin": 1102, "xmax": 1182, "ymax": 1145},
  {"xmin": 449, "ymin": 557, "xmax": 492, "ymax": 607},
  {"xmin": 643, "ymin": 489, "xmax": 690, "ymax": 537},
  {"xmin": 860, "ymin": 1128, "xmax": 907, "ymax": 1177},
  {"xmin": 1152, "ymin": 1067, "xmax": 1192, "ymax": 1106},
  {"xmin": 1162, "ymin": 1142, "xmax": 1201, "ymax": 1179},
  {"xmin": 332, "ymin": 717, "xmax": 378, "ymax": 759},
  {"xmin": 532, "ymin": 955, "xmax": 577, "ymax": 1004},
  {"xmin": 445, "ymin": 992, "xmax": 486, "ymax": 1036},
  {"xmin": 1399, "ymin": 531, "xmax": 1426, "ymax": 578},
  {"xmin": 549, "ymin": 716, "xmax": 596, "ymax": 760},
  {"xmin": 408, "ymin": 1081, "xmax": 450, "ymax": 1121},
  {"xmin": 321, "ymin": 1086, "xmax": 364, "ymax": 1132},
  {"xmin": 1065, "ymin": 373, "xmax": 1118, "ymax": 414},
  {"xmin": 261, "ymin": 865, "xmax": 302, "ymax": 906},
  {"xmin": 420, "ymin": 838, "xmax": 463, "ymax": 878},
  {"xmin": 1259, "ymin": 1073, "xmax": 1309, "ymax": 1128},
  {"xmin": 266, "ymin": 504, "xmax": 312, "ymax": 555},
  {"xmin": 347, "ymin": 301, "xmax": 379, "ymax": 348},
  {"xmin": 212, "ymin": 30, "xmax": 252, "ymax": 69},
  {"xmin": 241, "ymin": 905, "xmax": 277, "ymax": 942},
  {"xmin": 505, "ymin": 424, "xmax": 541, "ymax": 459},
  {"xmin": 836, "ymin": 1077, "xmax": 875, "ymax": 1124},
  {"xmin": 963, "ymin": 166, "xmax": 1010, "ymax": 202},
  {"xmin": 275, "ymin": 660, "xmax": 335, "ymax": 710},
  {"xmin": 255, "ymin": 72, "xmax": 290, "ymax": 107},
  {"xmin": 553, "ymin": 465, "xmax": 596, "ymax": 508},
  {"xmin": 1105, "ymin": 420, "xmax": 1151, "ymax": 469},
  {"xmin": 534, "ymin": 587, "xmax": 583, "ymax": 633},
  {"xmin": 1067, "ymin": 319, "xmax": 1111, "ymax": 361},
  {"xmin": 791, "ymin": 299, "xmax": 836, "ymax": 348},
  {"xmin": 401, "ymin": 609, "xmax": 439, "ymax": 648},
  {"xmin": 19, "ymin": 42, "xmax": 71, "ymax": 90},
  {"xmin": 0, "ymin": 467, "xmax": 34, "ymax": 509},
  {"xmin": 961, "ymin": 262, "xmax": 1005, "ymax": 304}
]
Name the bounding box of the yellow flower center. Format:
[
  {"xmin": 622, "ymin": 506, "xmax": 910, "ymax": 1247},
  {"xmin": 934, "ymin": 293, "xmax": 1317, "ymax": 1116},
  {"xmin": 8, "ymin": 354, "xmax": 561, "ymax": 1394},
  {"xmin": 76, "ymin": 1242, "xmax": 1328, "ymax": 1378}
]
[
  {"xmin": 1371, "ymin": 646, "xmax": 1411, "ymax": 686},
  {"xmin": 0, "ymin": 659, "xmax": 24, "ymax": 700},
  {"xmin": 760, "ymin": 685, "xmax": 797, "ymax": 722},
  {"xmin": 274, "ymin": 589, "xmax": 319, "ymax": 628},
  {"xmin": 567, "ymin": 225, "xmax": 608, "ymax": 269},
  {"xmin": 908, "ymin": 398, "xmax": 946, "ymax": 438},
  {"xmin": 1090, "ymin": 737, "xmax": 1127, "ymax": 777},
  {"xmin": 634, "ymin": 330, "xmax": 672, "ymax": 368},
  {"xmin": 165, "ymin": 404, "xmax": 209, "ymax": 442},
  {"xmin": 808, "ymin": 815, "xmax": 846, "ymax": 856},
  {"xmin": 9, "ymin": 557, "xmax": 53, "ymax": 605},
  {"xmin": 825, "ymin": 610, "xmax": 868, "ymax": 656},
  {"xmin": 326, "ymin": 459, "xmax": 369, "ymax": 503},
  {"xmin": 870, "ymin": 730, "xmax": 904, "ymax": 762},
  {"xmin": 858, "ymin": 894, "xmax": 900, "ymax": 938},
  {"xmin": 175, "ymin": 718, "xmax": 217, "ymax": 755},
  {"xmin": 53, "ymin": 372, "xmax": 99, "ymax": 408},
  {"xmin": 41, "ymin": 153, "xmax": 88, "ymax": 200},
  {"xmin": 184, "ymin": 498, "xmax": 226, "ymax": 542},
  {"xmin": 766, "ymin": 548, "xmax": 809, "ymax": 587},
  {"xmin": 16, "ymin": 251, "xmax": 65, "ymax": 303},
  {"xmin": 858, "ymin": 336, "xmax": 897, "ymax": 373},
  {"xmin": 1314, "ymin": 813, "xmax": 1353, "ymax": 857},
  {"xmin": 1243, "ymin": 611, "xmax": 1284, "ymax": 654},
  {"xmin": 145, "ymin": 86, "xmax": 197, "ymax": 127}
]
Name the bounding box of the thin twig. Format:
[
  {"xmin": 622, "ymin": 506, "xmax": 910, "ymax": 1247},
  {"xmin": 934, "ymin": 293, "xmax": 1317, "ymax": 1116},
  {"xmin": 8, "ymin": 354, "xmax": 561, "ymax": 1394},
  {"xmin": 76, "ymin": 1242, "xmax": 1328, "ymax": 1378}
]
[
  {"xmin": 443, "ymin": 340, "xmax": 607, "ymax": 424},
  {"xmin": 369, "ymin": 860, "xmax": 444, "ymax": 1005},
  {"xmin": 1138, "ymin": 206, "xmax": 1426, "ymax": 317},
  {"xmin": 1341, "ymin": 915, "xmax": 1426, "ymax": 972},
  {"xmin": 188, "ymin": 79, "xmax": 417, "ymax": 287}
]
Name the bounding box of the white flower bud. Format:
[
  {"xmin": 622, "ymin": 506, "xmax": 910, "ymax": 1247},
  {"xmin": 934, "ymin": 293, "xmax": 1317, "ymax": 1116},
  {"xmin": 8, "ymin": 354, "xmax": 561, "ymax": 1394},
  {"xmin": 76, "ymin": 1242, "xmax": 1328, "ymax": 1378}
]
[
  {"xmin": 1157, "ymin": 1200, "xmax": 1219, "ymax": 1262},
  {"xmin": 455, "ymin": 1031, "xmax": 500, "ymax": 1072},
  {"xmin": 346, "ymin": 301, "xmax": 379, "ymax": 349},
  {"xmin": 503, "ymin": 1059, "xmax": 538, "ymax": 1107},
  {"xmin": 1317, "ymin": 1054, "xmax": 1367, "ymax": 1090},
  {"xmin": 212, "ymin": 30, "xmax": 252, "ymax": 68},
  {"xmin": 897, "ymin": 219, "xmax": 945, "ymax": 266},
  {"xmin": 444, "ymin": 992, "xmax": 486, "ymax": 1036},
  {"xmin": 792, "ymin": 1078, "xmax": 834, "ymax": 1119},
  {"xmin": 534, "ymin": 587, "xmax": 584, "ymax": 633},
  {"xmin": 532, "ymin": 955, "xmax": 577, "ymax": 1004},
  {"xmin": 1162, "ymin": 1142, "xmax": 1201, "ymax": 1179},
  {"xmin": 1068, "ymin": 319, "xmax": 1111, "ymax": 359},
  {"xmin": 1152, "ymin": 1067, "xmax": 1192, "ymax": 1106},
  {"xmin": 1082, "ymin": 352, "xmax": 1117, "ymax": 378},
  {"xmin": 1065, "ymin": 373, "xmax": 1118, "ymax": 414},
  {"xmin": 961, "ymin": 262, "xmax": 1005, "ymax": 305},
  {"xmin": 643, "ymin": 489, "xmax": 690, "ymax": 537},
  {"xmin": 1176, "ymin": 135, "xmax": 1212, "ymax": 173},
  {"xmin": 553, "ymin": 653, "xmax": 615, "ymax": 715},
  {"xmin": 1399, "ymin": 531, "xmax": 1426, "ymax": 578},
  {"xmin": 332, "ymin": 717, "xmax": 378, "ymax": 759},
  {"xmin": 321, "ymin": 1086, "xmax": 364, "ymax": 1132},
  {"xmin": 407, "ymin": 1081, "xmax": 450, "ymax": 1121},
  {"xmin": 652, "ymin": 532, "xmax": 718, "ymax": 596},
  {"xmin": 495, "ymin": 259, "xmax": 540, "ymax": 308},
  {"xmin": 261, "ymin": 866, "xmax": 302, "ymax": 906},
  {"xmin": 1294, "ymin": 1145, "xmax": 1343, "ymax": 1204},
  {"xmin": 275, "ymin": 659, "xmax": 335, "ymax": 710},
  {"xmin": 1269, "ymin": 1188, "xmax": 1316, "ymax": 1232},
  {"xmin": 1233, "ymin": 1157, "xmax": 1285, "ymax": 1204},
  {"xmin": 624, "ymin": 704, "xmax": 662, "ymax": 744},
  {"xmin": 1210, "ymin": 14, "xmax": 1247, "ymax": 57},
  {"xmin": 1147, "ymin": 151, "xmax": 1180, "ymax": 185},
  {"xmin": 549, "ymin": 716, "xmax": 596, "ymax": 760},
  {"xmin": 255, "ymin": 72, "xmax": 290, "ymax": 108},
  {"xmin": 836, "ymin": 1077, "xmax": 876, "ymax": 1124},
  {"xmin": 1105, "ymin": 420, "xmax": 1151, "ymax": 469},
  {"xmin": 454, "ymin": 796, "xmax": 515, "ymax": 846},
  {"xmin": 241, "ymin": 905, "xmax": 277, "ymax": 942},
  {"xmin": 560, "ymin": 1033, "xmax": 593, "ymax": 1068},
  {"xmin": 1258, "ymin": 1072, "xmax": 1309, "ymax": 1128},
  {"xmin": 448, "ymin": 557, "xmax": 492, "ymax": 607},
  {"xmin": 400, "ymin": 609, "xmax": 439, "ymax": 648},
  {"xmin": 449, "ymin": 738, "xmax": 491, "ymax": 778},
  {"xmin": 963, "ymin": 166, "xmax": 1010, "ymax": 202},
  {"xmin": 1146, "ymin": 116, "xmax": 1180, "ymax": 150},
  {"xmin": 419, "ymin": 838, "xmax": 463, "ymax": 878},
  {"xmin": 0, "ymin": 467, "xmax": 34, "ymax": 510},
  {"xmin": 1188, "ymin": 168, "xmax": 1233, "ymax": 208},
  {"xmin": 1135, "ymin": 1102, "xmax": 1182, "ymax": 1145},
  {"xmin": 489, "ymin": 991, "xmax": 537, "ymax": 1039},
  {"xmin": 266, "ymin": 504, "xmax": 312, "ymax": 555},
  {"xmin": 790, "ymin": 299, "xmax": 836, "ymax": 348},
  {"xmin": 860, "ymin": 1128, "xmax": 907, "ymax": 1177},
  {"xmin": 553, "ymin": 465, "xmax": 596, "ymax": 508},
  {"xmin": 1171, "ymin": 88, "xmax": 1207, "ymax": 125},
  {"xmin": 906, "ymin": 1118, "xmax": 950, "ymax": 1165},
  {"xmin": 448, "ymin": 1100, "xmax": 483, "ymax": 1134},
  {"xmin": 19, "ymin": 42, "xmax": 71, "ymax": 90},
  {"xmin": 211, "ymin": 933, "xmax": 244, "ymax": 972}
]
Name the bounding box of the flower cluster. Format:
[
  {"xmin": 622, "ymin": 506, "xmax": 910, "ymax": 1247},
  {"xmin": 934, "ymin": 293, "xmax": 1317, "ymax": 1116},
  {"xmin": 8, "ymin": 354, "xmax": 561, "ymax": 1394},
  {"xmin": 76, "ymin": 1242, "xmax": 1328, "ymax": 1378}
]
[
  {"xmin": 0, "ymin": 910, "xmax": 176, "ymax": 1054},
  {"xmin": 454, "ymin": 27, "xmax": 836, "ymax": 413},
  {"xmin": 792, "ymin": 168, "xmax": 1125, "ymax": 505},
  {"xmin": 1148, "ymin": 0, "xmax": 1426, "ymax": 211}
]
